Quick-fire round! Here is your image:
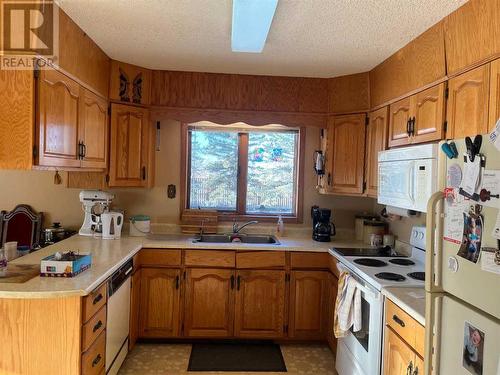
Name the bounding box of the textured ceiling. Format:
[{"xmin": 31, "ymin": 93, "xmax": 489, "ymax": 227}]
[{"xmin": 57, "ymin": 0, "xmax": 467, "ymax": 78}]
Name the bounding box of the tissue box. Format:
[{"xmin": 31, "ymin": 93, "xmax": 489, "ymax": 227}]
[{"xmin": 40, "ymin": 252, "xmax": 92, "ymax": 277}]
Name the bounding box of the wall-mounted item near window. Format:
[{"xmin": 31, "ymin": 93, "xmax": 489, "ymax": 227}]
[
  {"xmin": 109, "ymin": 60, "xmax": 152, "ymax": 105},
  {"xmin": 183, "ymin": 123, "xmax": 304, "ymax": 221}
]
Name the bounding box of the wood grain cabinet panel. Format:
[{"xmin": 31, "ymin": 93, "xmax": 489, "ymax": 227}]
[
  {"xmin": 129, "ymin": 268, "xmax": 141, "ymax": 351},
  {"xmin": 288, "ymin": 271, "xmax": 329, "ymax": 340},
  {"xmin": 388, "ymin": 97, "xmax": 411, "ymax": 147},
  {"xmin": 411, "ymin": 83, "xmax": 445, "ymax": 143},
  {"xmin": 489, "ymin": 59, "xmax": 500, "ymax": 131},
  {"xmin": 326, "ymin": 273, "xmax": 339, "ymax": 353},
  {"xmin": 37, "ymin": 68, "xmax": 81, "ymax": 167},
  {"xmin": 383, "ymin": 328, "xmax": 416, "ymax": 375},
  {"xmin": 365, "ymin": 107, "xmax": 388, "ymax": 197},
  {"xmin": 109, "ymin": 103, "xmax": 153, "ymax": 187},
  {"xmin": 234, "ymin": 270, "xmax": 286, "ymax": 338},
  {"xmin": 139, "ymin": 268, "xmax": 181, "ymax": 338},
  {"xmin": 80, "ymin": 89, "xmax": 108, "ymax": 169},
  {"xmin": 446, "ymin": 65, "xmax": 490, "ymax": 139},
  {"xmin": 184, "ymin": 268, "xmax": 235, "ymax": 337},
  {"xmin": 327, "ymin": 114, "xmax": 366, "ymax": 195}
]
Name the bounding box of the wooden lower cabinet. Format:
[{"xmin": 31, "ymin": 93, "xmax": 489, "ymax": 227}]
[
  {"xmin": 129, "ymin": 268, "xmax": 141, "ymax": 350},
  {"xmin": 326, "ymin": 273, "xmax": 339, "ymax": 353},
  {"xmin": 288, "ymin": 270, "xmax": 330, "ymax": 340},
  {"xmin": 383, "ymin": 328, "xmax": 416, "ymax": 375},
  {"xmin": 139, "ymin": 268, "xmax": 181, "ymax": 338},
  {"xmin": 234, "ymin": 270, "xmax": 286, "ymax": 338},
  {"xmin": 184, "ymin": 268, "xmax": 235, "ymax": 337}
]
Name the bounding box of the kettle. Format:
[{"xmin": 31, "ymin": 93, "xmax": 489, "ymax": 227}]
[{"xmin": 101, "ymin": 212, "xmax": 124, "ymax": 240}]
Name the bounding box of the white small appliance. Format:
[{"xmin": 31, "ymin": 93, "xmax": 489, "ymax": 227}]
[
  {"xmin": 79, "ymin": 190, "xmax": 115, "ymax": 237},
  {"xmin": 129, "ymin": 215, "xmax": 151, "ymax": 237},
  {"xmin": 102, "ymin": 212, "xmax": 124, "ymax": 240},
  {"xmin": 378, "ymin": 143, "xmax": 438, "ymax": 213}
]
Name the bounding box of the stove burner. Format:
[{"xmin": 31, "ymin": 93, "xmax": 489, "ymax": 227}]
[
  {"xmin": 375, "ymin": 272, "xmax": 406, "ymax": 281},
  {"xmin": 407, "ymin": 272, "xmax": 425, "ymax": 281},
  {"xmin": 353, "ymin": 258, "xmax": 387, "ymax": 267},
  {"xmin": 389, "ymin": 258, "xmax": 415, "ymax": 266}
]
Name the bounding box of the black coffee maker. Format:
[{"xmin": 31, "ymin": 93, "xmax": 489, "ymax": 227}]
[{"xmin": 311, "ymin": 206, "xmax": 336, "ymax": 242}]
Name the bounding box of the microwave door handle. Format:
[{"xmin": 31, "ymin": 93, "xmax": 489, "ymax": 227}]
[{"xmin": 408, "ymin": 164, "xmax": 416, "ymax": 202}]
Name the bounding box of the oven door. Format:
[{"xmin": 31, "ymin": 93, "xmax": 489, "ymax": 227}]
[{"xmin": 336, "ymin": 276, "xmax": 383, "ymax": 375}]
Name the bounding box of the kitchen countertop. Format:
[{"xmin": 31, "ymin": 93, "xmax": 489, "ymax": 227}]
[
  {"xmin": 382, "ymin": 286, "xmax": 426, "ymax": 326},
  {"xmin": 0, "ymin": 233, "xmax": 366, "ymax": 299}
]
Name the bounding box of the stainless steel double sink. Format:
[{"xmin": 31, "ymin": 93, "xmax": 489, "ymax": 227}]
[{"xmin": 192, "ymin": 233, "xmax": 280, "ymax": 245}]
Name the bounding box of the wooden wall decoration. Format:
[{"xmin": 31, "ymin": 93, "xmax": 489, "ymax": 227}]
[
  {"xmin": 328, "ymin": 72, "xmax": 370, "ymax": 114},
  {"xmin": 369, "ymin": 21, "xmax": 446, "ymax": 108},
  {"xmin": 109, "ymin": 60, "xmax": 152, "ymax": 105},
  {"xmin": 444, "ymin": 0, "xmax": 500, "ymax": 76}
]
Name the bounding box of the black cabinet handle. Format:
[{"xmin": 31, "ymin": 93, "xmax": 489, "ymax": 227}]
[
  {"xmin": 410, "ymin": 117, "xmax": 416, "ymax": 136},
  {"xmin": 142, "ymin": 166, "xmax": 146, "ymax": 180},
  {"xmin": 406, "ymin": 118, "xmax": 411, "ymax": 136},
  {"xmin": 175, "ymin": 275, "xmax": 180, "ymax": 289},
  {"xmin": 92, "ymin": 354, "xmax": 102, "ymax": 367},
  {"xmin": 92, "ymin": 320, "xmax": 103, "ymax": 333},
  {"xmin": 327, "ymin": 173, "xmax": 331, "ymax": 186},
  {"xmin": 82, "ymin": 143, "xmax": 86, "ymax": 158},
  {"xmin": 92, "ymin": 293, "xmax": 103, "ymax": 305},
  {"xmin": 392, "ymin": 314, "xmax": 405, "ymax": 327},
  {"xmin": 237, "ymin": 275, "xmax": 241, "ymax": 291},
  {"xmin": 78, "ymin": 142, "xmax": 83, "ymax": 159},
  {"xmin": 406, "ymin": 361, "xmax": 413, "ymax": 375},
  {"xmin": 230, "ymin": 275, "xmax": 235, "ymax": 289},
  {"xmin": 413, "ymin": 365, "xmax": 419, "ymax": 375}
]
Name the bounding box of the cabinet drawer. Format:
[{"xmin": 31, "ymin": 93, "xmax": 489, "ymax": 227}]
[
  {"xmin": 385, "ymin": 299, "xmax": 424, "ymax": 355},
  {"xmin": 185, "ymin": 250, "xmax": 235, "ymax": 267},
  {"xmin": 81, "ymin": 330, "xmax": 105, "ymax": 375},
  {"xmin": 139, "ymin": 249, "xmax": 181, "ymax": 267},
  {"xmin": 82, "ymin": 305, "xmax": 106, "ymax": 352},
  {"xmin": 83, "ymin": 283, "xmax": 107, "ymax": 323},
  {"xmin": 236, "ymin": 251, "xmax": 285, "ymax": 269},
  {"xmin": 290, "ymin": 252, "xmax": 329, "ymax": 269}
]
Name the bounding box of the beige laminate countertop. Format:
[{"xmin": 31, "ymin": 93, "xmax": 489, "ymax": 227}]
[
  {"xmin": 0, "ymin": 233, "xmax": 365, "ymax": 299},
  {"xmin": 382, "ymin": 287, "xmax": 426, "ymax": 326}
]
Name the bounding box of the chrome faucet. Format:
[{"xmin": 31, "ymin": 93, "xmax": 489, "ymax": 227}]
[{"xmin": 232, "ymin": 220, "xmax": 258, "ymax": 234}]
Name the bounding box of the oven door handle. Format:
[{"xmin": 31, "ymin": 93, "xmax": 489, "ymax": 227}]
[{"xmin": 336, "ymin": 263, "xmax": 378, "ymax": 299}]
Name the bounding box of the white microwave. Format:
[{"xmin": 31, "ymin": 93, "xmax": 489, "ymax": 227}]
[{"xmin": 378, "ymin": 144, "xmax": 438, "ymax": 213}]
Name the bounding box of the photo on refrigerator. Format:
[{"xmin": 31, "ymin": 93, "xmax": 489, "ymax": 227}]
[{"xmin": 463, "ymin": 321, "xmax": 485, "ymax": 375}]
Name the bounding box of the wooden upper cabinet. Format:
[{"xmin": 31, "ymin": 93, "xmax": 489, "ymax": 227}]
[
  {"xmin": 365, "ymin": 107, "xmax": 388, "ymax": 198},
  {"xmin": 489, "ymin": 59, "xmax": 500, "ymax": 131},
  {"xmin": 383, "ymin": 328, "xmax": 417, "ymax": 375},
  {"xmin": 327, "ymin": 114, "xmax": 366, "ymax": 195},
  {"xmin": 184, "ymin": 268, "xmax": 235, "ymax": 338},
  {"xmin": 139, "ymin": 268, "xmax": 181, "ymax": 338},
  {"xmin": 388, "ymin": 97, "xmax": 411, "ymax": 147},
  {"xmin": 288, "ymin": 271, "xmax": 329, "ymax": 340},
  {"xmin": 411, "ymin": 83, "xmax": 445, "ymax": 143},
  {"xmin": 108, "ymin": 103, "xmax": 153, "ymax": 187},
  {"xmin": 37, "ymin": 68, "xmax": 81, "ymax": 168},
  {"xmin": 234, "ymin": 270, "xmax": 286, "ymax": 338},
  {"xmin": 446, "ymin": 65, "xmax": 490, "ymax": 139},
  {"xmin": 80, "ymin": 89, "xmax": 108, "ymax": 169}
]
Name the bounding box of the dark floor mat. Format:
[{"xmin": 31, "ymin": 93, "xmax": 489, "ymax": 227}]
[{"xmin": 188, "ymin": 341, "xmax": 287, "ymax": 372}]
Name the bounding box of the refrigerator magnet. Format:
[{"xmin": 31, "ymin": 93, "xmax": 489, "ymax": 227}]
[
  {"xmin": 457, "ymin": 205, "xmax": 483, "ymax": 264},
  {"xmin": 447, "ymin": 164, "xmax": 463, "ymax": 188},
  {"xmin": 463, "ymin": 321, "xmax": 485, "ymax": 375},
  {"xmin": 480, "ymin": 247, "xmax": 500, "ymax": 275},
  {"xmin": 478, "ymin": 170, "xmax": 500, "ymax": 208},
  {"xmin": 488, "ymin": 117, "xmax": 500, "ymax": 152}
]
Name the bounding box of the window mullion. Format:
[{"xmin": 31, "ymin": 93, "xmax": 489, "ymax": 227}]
[{"xmin": 236, "ymin": 133, "xmax": 249, "ymax": 215}]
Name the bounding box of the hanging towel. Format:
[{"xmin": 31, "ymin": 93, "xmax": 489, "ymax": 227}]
[{"xmin": 334, "ymin": 271, "xmax": 362, "ymax": 338}]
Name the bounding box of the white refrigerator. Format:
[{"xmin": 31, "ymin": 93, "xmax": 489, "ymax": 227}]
[{"xmin": 426, "ymin": 136, "xmax": 500, "ymax": 375}]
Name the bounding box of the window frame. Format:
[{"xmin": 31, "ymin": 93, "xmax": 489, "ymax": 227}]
[{"xmin": 180, "ymin": 123, "xmax": 305, "ymax": 223}]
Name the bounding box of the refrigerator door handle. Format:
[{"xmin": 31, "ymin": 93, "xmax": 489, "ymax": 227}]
[
  {"xmin": 425, "ymin": 293, "xmax": 443, "ymax": 375},
  {"xmin": 426, "ymin": 191, "xmax": 444, "ymax": 293}
]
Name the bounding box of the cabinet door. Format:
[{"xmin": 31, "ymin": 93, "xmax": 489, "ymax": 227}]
[
  {"xmin": 447, "ymin": 65, "xmax": 490, "ymax": 138},
  {"xmin": 413, "ymin": 354, "xmax": 424, "ymax": 375},
  {"xmin": 129, "ymin": 269, "xmax": 141, "ymax": 350},
  {"xmin": 329, "ymin": 114, "xmax": 366, "ymax": 195},
  {"xmin": 411, "ymin": 83, "xmax": 445, "ymax": 143},
  {"xmin": 80, "ymin": 89, "xmax": 108, "ymax": 169},
  {"xmin": 139, "ymin": 268, "xmax": 181, "ymax": 338},
  {"xmin": 365, "ymin": 107, "xmax": 388, "ymax": 198},
  {"xmin": 109, "ymin": 103, "xmax": 151, "ymax": 187},
  {"xmin": 289, "ymin": 270, "xmax": 329, "ymax": 340},
  {"xmin": 383, "ymin": 327, "xmax": 416, "ymax": 375},
  {"xmin": 234, "ymin": 270, "xmax": 286, "ymax": 338},
  {"xmin": 489, "ymin": 59, "xmax": 500, "ymax": 132},
  {"xmin": 388, "ymin": 97, "xmax": 411, "ymax": 147},
  {"xmin": 37, "ymin": 68, "xmax": 81, "ymax": 167},
  {"xmin": 184, "ymin": 268, "xmax": 235, "ymax": 337}
]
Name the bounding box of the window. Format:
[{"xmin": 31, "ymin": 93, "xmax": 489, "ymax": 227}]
[{"xmin": 184, "ymin": 123, "xmax": 303, "ymax": 221}]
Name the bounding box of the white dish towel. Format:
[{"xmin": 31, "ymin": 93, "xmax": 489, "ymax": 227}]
[{"xmin": 334, "ymin": 271, "xmax": 362, "ymax": 338}]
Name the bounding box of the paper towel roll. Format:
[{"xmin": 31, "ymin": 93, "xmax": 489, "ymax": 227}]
[{"xmin": 386, "ymin": 205, "xmax": 411, "ymax": 218}]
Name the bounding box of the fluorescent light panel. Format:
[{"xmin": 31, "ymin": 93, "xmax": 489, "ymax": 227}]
[{"xmin": 231, "ymin": 0, "xmax": 278, "ymax": 53}]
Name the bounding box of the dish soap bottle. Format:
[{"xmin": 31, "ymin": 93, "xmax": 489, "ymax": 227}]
[{"xmin": 276, "ymin": 215, "xmax": 285, "ymax": 237}]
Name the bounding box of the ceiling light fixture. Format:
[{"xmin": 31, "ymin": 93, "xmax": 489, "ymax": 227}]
[{"xmin": 231, "ymin": 0, "xmax": 278, "ymax": 53}]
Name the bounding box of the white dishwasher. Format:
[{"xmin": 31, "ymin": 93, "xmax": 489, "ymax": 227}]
[{"xmin": 106, "ymin": 259, "xmax": 133, "ymax": 375}]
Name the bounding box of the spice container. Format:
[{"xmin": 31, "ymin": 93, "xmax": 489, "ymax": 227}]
[{"xmin": 363, "ymin": 219, "xmax": 387, "ymax": 245}]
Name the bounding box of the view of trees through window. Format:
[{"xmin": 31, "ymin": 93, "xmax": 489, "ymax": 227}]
[{"xmin": 188, "ymin": 126, "xmax": 298, "ymax": 216}]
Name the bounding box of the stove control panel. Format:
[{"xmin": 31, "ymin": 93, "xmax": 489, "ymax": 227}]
[{"xmin": 410, "ymin": 225, "xmax": 426, "ymax": 250}]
